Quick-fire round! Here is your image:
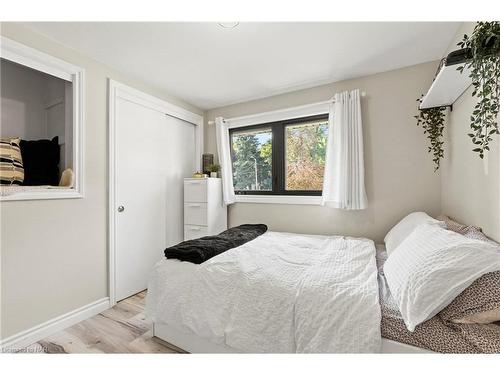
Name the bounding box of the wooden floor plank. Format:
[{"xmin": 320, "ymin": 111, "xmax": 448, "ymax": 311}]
[
  {"xmin": 38, "ymin": 331, "xmax": 104, "ymax": 354},
  {"xmin": 127, "ymin": 331, "xmax": 179, "ymax": 353},
  {"xmin": 30, "ymin": 290, "xmax": 183, "ymax": 354},
  {"xmin": 100, "ymin": 300, "xmax": 143, "ymax": 321}
]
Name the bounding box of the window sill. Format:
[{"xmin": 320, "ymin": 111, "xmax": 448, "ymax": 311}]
[
  {"xmin": 0, "ymin": 187, "xmax": 83, "ymax": 202},
  {"xmin": 234, "ymin": 195, "xmax": 322, "ymax": 205}
]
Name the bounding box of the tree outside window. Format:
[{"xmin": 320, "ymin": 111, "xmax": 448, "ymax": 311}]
[{"xmin": 230, "ymin": 114, "xmax": 328, "ymax": 195}]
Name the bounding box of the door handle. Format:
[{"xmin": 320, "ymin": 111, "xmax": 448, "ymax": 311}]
[{"xmin": 117, "ymin": 206, "xmax": 125, "ymax": 212}]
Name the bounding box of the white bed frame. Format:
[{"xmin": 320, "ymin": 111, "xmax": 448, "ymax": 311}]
[{"xmin": 153, "ymin": 323, "xmax": 432, "ymax": 354}]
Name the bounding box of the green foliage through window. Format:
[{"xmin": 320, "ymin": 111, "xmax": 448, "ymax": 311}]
[
  {"xmin": 285, "ymin": 121, "xmax": 328, "ymax": 190},
  {"xmin": 231, "ymin": 128, "xmax": 272, "ymax": 191},
  {"xmin": 230, "ymin": 114, "xmax": 329, "ymax": 195}
]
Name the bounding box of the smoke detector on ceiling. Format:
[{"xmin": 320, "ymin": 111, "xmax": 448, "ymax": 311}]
[{"xmin": 218, "ymin": 22, "xmax": 239, "ymax": 29}]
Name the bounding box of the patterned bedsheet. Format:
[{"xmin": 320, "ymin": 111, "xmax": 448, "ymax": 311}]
[{"xmin": 377, "ymin": 248, "xmax": 500, "ymax": 353}]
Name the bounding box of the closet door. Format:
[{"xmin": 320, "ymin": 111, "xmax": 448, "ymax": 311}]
[
  {"xmin": 164, "ymin": 115, "xmax": 196, "ymax": 247},
  {"xmin": 115, "ymin": 97, "xmax": 195, "ymax": 301}
]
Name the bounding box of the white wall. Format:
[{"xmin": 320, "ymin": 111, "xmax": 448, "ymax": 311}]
[
  {"xmin": 44, "ymin": 76, "xmax": 65, "ymax": 141},
  {"xmin": 1, "ymin": 58, "xmax": 72, "ymax": 171},
  {"xmin": 0, "ymin": 22, "xmax": 203, "ymax": 340},
  {"xmin": 44, "ymin": 73, "xmax": 71, "ymax": 170},
  {"xmin": 1, "ymin": 59, "xmax": 48, "ymax": 140},
  {"xmin": 441, "ymin": 22, "xmax": 500, "ymax": 241},
  {"xmin": 205, "ymin": 61, "xmax": 442, "ymax": 243}
]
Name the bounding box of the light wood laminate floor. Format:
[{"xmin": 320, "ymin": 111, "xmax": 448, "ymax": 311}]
[{"xmin": 25, "ymin": 291, "xmax": 184, "ymax": 353}]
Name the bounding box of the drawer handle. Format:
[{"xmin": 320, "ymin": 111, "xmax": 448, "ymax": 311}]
[
  {"xmin": 188, "ymin": 204, "xmax": 201, "ymax": 208},
  {"xmin": 187, "ymin": 181, "xmax": 202, "ymax": 185},
  {"xmin": 189, "ymin": 227, "xmax": 202, "ymax": 231}
]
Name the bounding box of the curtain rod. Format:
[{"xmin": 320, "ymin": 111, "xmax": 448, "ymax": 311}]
[
  {"xmin": 314, "ymin": 90, "xmax": 367, "ymax": 106},
  {"xmin": 208, "ymin": 91, "xmax": 366, "ymax": 125}
]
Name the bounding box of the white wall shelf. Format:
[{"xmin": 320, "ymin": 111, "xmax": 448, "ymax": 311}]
[{"xmin": 420, "ymin": 61, "xmax": 472, "ymax": 110}]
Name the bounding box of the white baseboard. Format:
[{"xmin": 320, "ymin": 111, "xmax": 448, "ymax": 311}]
[{"xmin": 0, "ymin": 297, "xmax": 110, "ymax": 350}]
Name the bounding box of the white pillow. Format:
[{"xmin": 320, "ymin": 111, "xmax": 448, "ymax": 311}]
[
  {"xmin": 384, "ymin": 212, "xmax": 444, "ymax": 255},
  {"xmin": 383, "ymin": 223, "xmax": 500, "ymax": 331}
]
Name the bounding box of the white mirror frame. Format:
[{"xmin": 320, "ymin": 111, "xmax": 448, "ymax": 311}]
[{"xmin": 0, "ymin": 36, "xmax": 84, "ymax": 201}]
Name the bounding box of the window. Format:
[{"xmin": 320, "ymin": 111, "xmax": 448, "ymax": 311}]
[
  {"xmin": 230, "ymin": 114, "xmax": 329, "ymax": 196},
  {"xmin": 231, "ymin": 126, "xmax": 273, "ymax": 192}
]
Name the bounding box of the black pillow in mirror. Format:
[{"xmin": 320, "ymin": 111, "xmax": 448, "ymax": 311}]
[{"xmin": 20, "ymin": 136, "xmax": 60, "ymax": 186}]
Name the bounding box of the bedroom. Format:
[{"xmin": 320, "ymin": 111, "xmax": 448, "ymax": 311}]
[{"xmin": 1, "ymin": 1, "xmax": 500, "ymax": 373}]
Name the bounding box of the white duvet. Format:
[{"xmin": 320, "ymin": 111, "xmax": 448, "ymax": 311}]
[{"xmin": 146, "ymin": 231, "xmax": 381, "ymax": 353}]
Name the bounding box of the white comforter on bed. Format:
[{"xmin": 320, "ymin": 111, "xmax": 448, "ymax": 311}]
[{"xmin": 146, "ymin": 231, "xmax": 381, "ymax": 353}]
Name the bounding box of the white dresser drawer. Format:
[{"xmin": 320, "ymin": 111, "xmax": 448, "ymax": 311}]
[
  {"xmin": 183, "ymin": 177, "xmax": 227, "ymax": 241},
  {"xmin": 184, "ymin": 225, "xmax": 208, "ymax": 241},
  {"xmin": 184, "ymin": 203, "xmax": 208, "ymax": 225},
  {"xmin": 184, "ymin": 179, "xmax": 207, "ymax": 202}
]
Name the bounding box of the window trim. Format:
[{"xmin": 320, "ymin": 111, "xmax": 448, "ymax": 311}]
[
  {"xmin": 0, "ymin": 36, "xmax": 85, "ymax": 202},
  {"xmin": 229, "ymin": 114, "xmax": 329, "ymax": 198},
  {"xmin": 234, "ymin": 194, "xmax": 322, "ymax": 205},
  {"xmin": 225, "ymin": 101, "xmax": 330, "ymax": 129}
]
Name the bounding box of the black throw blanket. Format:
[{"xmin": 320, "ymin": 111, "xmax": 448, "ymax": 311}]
[{"xmin": 164, "ymin": 224, "xmax": 267, "ymax": 264}]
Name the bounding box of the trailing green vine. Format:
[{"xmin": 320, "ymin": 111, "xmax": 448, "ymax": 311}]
[
  {"xmin": 457, "ymin": 21, "xmax": 500, "ymax": 159},
  {"xmin": 415, "ymin": 97, "xmax": 447, "ymax": 171}
]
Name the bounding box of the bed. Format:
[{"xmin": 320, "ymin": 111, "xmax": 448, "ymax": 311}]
[
  {"xmin": 150, "ymin": 316, "xmax": 429, "ymax": 354},
  {"xmin": 146, "ymin": 231, "xmax": 430, "ymax": 353},
  {"xmin": 146, "ymin": 218, "xmax": 500, "ymax": 354}
]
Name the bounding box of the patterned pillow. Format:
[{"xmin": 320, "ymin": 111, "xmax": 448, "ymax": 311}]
[
  {"xmin": 439, "ymin": 271, "xmax": 500, "ymax": 324},
  {"xmin": 437, "ymin": 214, "xmax": 481, "ymax": 234},
  {"xmin": 439, "ymin": 228, "xmax": 500, "ymax": 324},
  {"xmin": 0, "ymin": 137, "xmax": 24, "ymax": 185},
  {"xmin": 464, "ymin": 227, "xmax": 499, "ymax": 247}
]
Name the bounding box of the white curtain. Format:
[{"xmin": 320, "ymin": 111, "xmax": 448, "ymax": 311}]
[
  {"xmin": 215, "ymin": 117, "xmax": 236, "ymax": 205},
  {"xmin": 321, "ymin": 89, "xmax": 367, "ymax": 210}
]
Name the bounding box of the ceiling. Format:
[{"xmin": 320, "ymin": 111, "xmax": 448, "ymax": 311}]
[{"xmin": 24, "ymin": 22, "xmax": 461, "ymax": 110}]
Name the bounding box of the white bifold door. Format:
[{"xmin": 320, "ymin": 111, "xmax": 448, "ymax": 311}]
[{"xmin": 115, "ymin": 95, "xmax": 195, "ymax": 301}]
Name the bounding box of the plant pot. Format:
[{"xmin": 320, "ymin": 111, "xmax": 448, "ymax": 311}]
[{"xmin": 210, "ymin": 172, "xmax": 218, "ymax": 178}]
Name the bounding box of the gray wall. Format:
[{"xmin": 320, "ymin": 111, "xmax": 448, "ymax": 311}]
[
  {"xmin": 205, "ymin": 61, "xmax": 442, "ymax": 243},
  {"xmin": 0, "ymin": 22, "xmax": 202, "ymax": 339},
  {"xmin": 441, "ymin": 22, "xmax": 500, "ymax": 241},
  {"xmin": 1, "ymin": 59, "xmax": 49, "ymax": 140}
]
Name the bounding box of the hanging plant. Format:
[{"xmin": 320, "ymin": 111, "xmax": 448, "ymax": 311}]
[
  {"xmin": 457, "ymin": 21, "xmax": 500, "ymax": 159},
  {"xmin": 415, "ymin": 96, "xmax": 447, "ymax": 171}
]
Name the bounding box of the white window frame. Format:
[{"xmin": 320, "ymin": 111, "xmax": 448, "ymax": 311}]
[
  {"xmin": 0, "ymin": 36, "xmax": 85, "ymax": 201},
  {"xmin": 223, "ymin": 101, "xmax": 330, "ymax": 205}
]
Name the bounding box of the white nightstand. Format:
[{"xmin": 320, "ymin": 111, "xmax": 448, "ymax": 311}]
[{"xmin": 183, "ymin": 178, "xmax": 227, "ymax": 240}]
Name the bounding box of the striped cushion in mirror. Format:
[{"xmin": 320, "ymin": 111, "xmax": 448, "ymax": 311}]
[{"xmin": 0, "ymin": 137, "xmax": 24, "ymax": 185}]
